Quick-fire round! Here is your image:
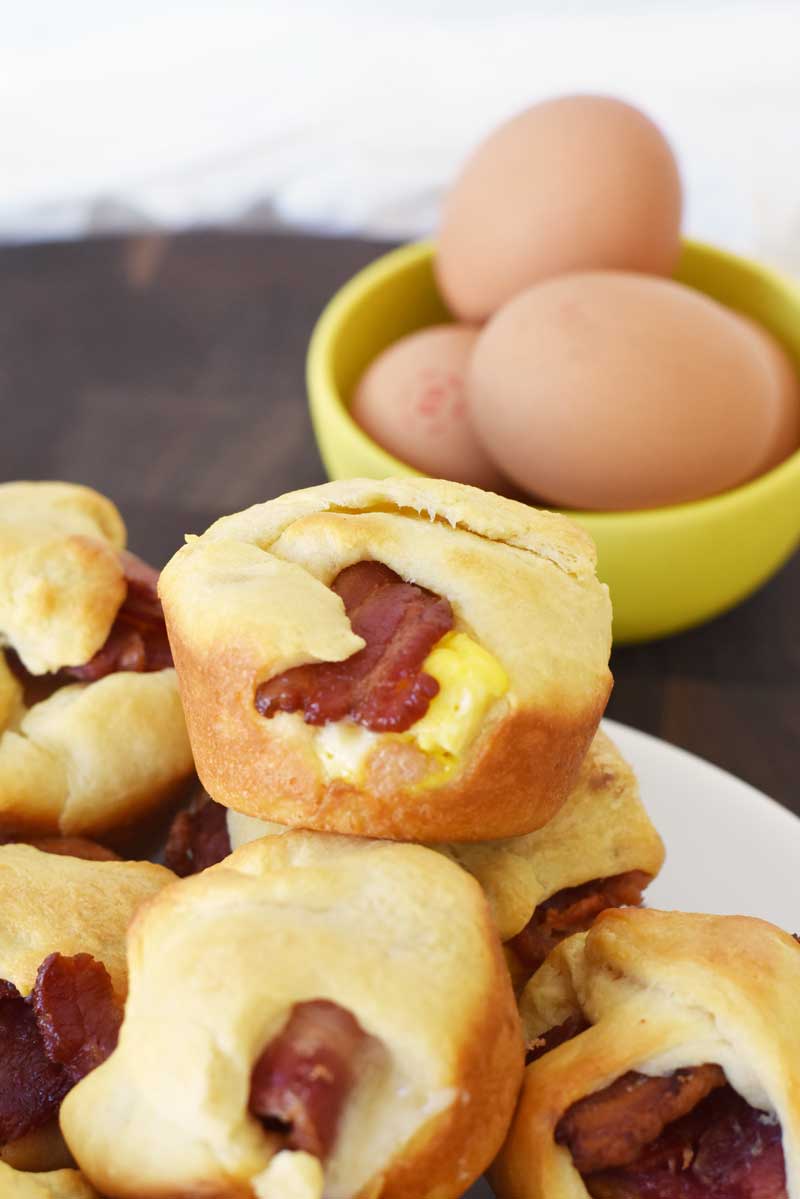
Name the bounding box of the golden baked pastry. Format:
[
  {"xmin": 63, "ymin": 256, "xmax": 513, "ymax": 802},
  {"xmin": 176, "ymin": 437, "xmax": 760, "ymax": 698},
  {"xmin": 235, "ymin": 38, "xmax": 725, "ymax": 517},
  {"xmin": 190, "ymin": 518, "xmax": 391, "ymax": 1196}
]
[
  {"xmin": 225, "ymin": 729, "xmax": 664, "ymax": 971},
  {"xmin": 0, "ymin": 1162, "xmax": 99, "ymax": 1198},
  {"xmin": 159, "ymin": 477, "xmax": 612, "ymax": 841},
  {"xmin": 0, "ymin": 481, "xmax": 194, "ymax": 837},
  {"xmin": 492, "ymin": 907, "xmax": 800, "ymax": 1199},
  {"xmin": 62, "ymin": 832, "xmax": 524, "ymax": 1199},
  {"xmin": 0, "ymin": 845, "xmax": 173, "ymax": 1172}
]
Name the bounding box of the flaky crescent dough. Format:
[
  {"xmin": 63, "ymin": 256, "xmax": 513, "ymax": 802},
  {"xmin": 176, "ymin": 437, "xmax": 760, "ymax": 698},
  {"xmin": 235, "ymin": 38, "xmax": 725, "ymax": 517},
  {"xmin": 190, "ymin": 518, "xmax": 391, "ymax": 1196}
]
[
  {"xmin": 0, "ymin": 1162, "xmax": 99, "ymax": 1198},
  {"xmin": 159, "ymin": 477, "xmax": 612, "ymax": 841},
  {"xmin": 61, "ymin": 832, "xmax": 524, "ymax": 1199},
  {"xmin": 492, "ymin": 908, "xmax": 800, "ymax": 1199},
  {"xmin": 0, "ymin": 844, "xmax": 173, "ymax": 997},
  {"xmin": 0, "ymin": 482, "xmax": 126, "ymax": 675},
  {"xmin": 0, "ymin": 483, "xmax": 194, "ymax": 836},
  {"xmin": 0, "ymin": 845, "xmax": 174, "ymax": 1173},
  {"xmin": 228, "ymin": 729, "xmax": 665, "ymax": 945}
]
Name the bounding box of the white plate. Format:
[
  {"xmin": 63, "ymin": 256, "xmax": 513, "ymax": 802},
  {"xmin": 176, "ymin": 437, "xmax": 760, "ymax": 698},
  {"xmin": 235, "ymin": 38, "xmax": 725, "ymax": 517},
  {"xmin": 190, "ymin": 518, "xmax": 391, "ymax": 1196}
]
[{"xmin": 467, "ymin": 718, "xmax": 800, "ymax": 1199}]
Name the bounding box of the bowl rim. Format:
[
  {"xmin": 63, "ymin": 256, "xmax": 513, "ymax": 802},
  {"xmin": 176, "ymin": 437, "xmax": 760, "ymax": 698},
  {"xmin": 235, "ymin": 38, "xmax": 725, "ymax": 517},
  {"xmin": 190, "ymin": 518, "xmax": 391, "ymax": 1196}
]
[{"xmin": 306, "ymin": 237, "xmax": 800, "ymax": 526}]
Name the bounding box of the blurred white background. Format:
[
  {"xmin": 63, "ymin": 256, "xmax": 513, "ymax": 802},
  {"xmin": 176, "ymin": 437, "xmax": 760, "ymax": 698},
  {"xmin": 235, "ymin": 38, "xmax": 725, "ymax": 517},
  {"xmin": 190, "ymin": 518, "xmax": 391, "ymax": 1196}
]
[{"xmin": 3, "ymin": 0, "xmax": 800, "ymax": 271}]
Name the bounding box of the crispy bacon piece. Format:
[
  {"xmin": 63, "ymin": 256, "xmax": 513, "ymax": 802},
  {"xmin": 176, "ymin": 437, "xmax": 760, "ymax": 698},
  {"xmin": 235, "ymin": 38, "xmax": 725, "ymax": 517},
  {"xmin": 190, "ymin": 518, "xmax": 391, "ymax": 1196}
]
[
  {"xmin": 249, "ymin": 999, "xmax": 368, "ymax": 1159},
  {"xmin": 255, "ymin": 561, "xmax": 453, "ymax": 733},
  {"xmin": 31, "ymin": 953, "xmax": 122, "ymax": 1082},
  {"xmin": 557, "ymin": 1064, "xmax": 726, "ymax": 1173},
  {"xmin": 0, "ymin": 953, "xmax": 121, "ymax": 1146},
  {"xmin": 526, "ymin": 1014, "xmax": 589, "ymax": 1064},
  {"xmin": 0, "ymin": 980, "xmax": 70, "ymax": 1143},
  {"xmin": 586, "ymin": 1086, "xmax": 787, "ymax": 1199},
  {"xmin": 0, "ymin": 835, "xmax": 119, "ymax": 861},
  {"xmin": 65, "ymin": 550, "xmax": 172, "ymax": 681},
  {"xmin": 511, "ymin": 871, "xmax": 651, "ymax": 975},
  {"xmin": 164, "ymin": 795, "xmax": 231, "ymax": 877}
]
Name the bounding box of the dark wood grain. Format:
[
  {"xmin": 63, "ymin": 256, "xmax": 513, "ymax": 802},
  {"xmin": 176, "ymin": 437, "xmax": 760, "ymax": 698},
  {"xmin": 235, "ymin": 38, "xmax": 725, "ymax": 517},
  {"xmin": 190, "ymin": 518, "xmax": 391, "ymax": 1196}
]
[{"xmin": 0, "ymin": 230, "xmax": 797, "ymax": 816}]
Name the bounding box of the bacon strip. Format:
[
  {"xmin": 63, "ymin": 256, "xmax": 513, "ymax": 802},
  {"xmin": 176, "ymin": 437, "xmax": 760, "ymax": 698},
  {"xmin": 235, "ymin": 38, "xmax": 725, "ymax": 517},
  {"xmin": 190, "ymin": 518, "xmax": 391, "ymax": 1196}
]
[
  {"xmin": 164, "ymin": 795, "xmax": 231, "ymax": 877},
  {"xmin": 526, "ymin": 1015, "xmax": 588, "ymax": 1064},
  {"xmin": 249, "ymin": 1000, "xmax": 368, "ymax": 1159},
  {"xmin": 255, "ymin": 561, "xmax": 453, "ymax": 733},
  {"xmin": 557, "ymin": 1065, "xmax": 726, "ymax": 1173},
  {"xmin": 0, "ymin": 980, "xmax": 70, "ymax": 1143},
  {"xmin": 65, "ymin": 551, "xmax": 172, "ymax": 681},
  {"xmin": 31, "ymin": 953, "xmax": 122, "ymax": 1082},
  {"xmin": 511, "ymin": 871, "xmax": 651, "ymax": 975},
  {"xmin": 585, "ymin": 1086, "xmax": 787, "ymax": 1199},
  {"xmin": 0, "ymin": 954, "xmax": 121, "ymax": 1146}
]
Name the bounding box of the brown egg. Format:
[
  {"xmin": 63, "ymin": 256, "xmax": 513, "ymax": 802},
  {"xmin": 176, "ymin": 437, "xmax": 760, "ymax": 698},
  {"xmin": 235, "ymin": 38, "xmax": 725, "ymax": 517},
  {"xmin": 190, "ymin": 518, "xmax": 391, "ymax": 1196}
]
[
  {"xmin": 731, "ymin": 313, "xmax": 800, "ymax": 471},
  {"xmin": 467, "ymin": 273, "xmax": 791, "ymax": 511},
  {"xmin": 351, "ymin": 324, "xmax": 507, "ymax": 489},
  {"xmin": 436, "ymin": 94, "xmax": 682, "ymax": 322}
]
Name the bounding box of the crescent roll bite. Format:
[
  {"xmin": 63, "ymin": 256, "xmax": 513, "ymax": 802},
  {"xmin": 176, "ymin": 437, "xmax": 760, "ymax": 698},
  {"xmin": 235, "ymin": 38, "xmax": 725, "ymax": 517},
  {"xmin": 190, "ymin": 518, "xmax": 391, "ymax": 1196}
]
[
  {"xmin": 492, "ymin": 908, "xmax": 800, "ymax": 1199},
  {"xmin": 0, "ymin": 482, "xmax": 194, "ymax": 838},
  {"xmin": 159, "ymin": 477, "xmax": 612, "ymax": 841},
  {"xmin": 62, "ymin": 832, "xmax": 524, "ymax": 1199},
  {"xmin": 209, "ymin": 729, "xmax": 663, "ymax": 980},
  {"xmin": 0, "ymin": 1162, "xmax": 99, "ymax": 1198},
  {"xmin": 0, "ymin": 845, "xmax": 172, "ymax": 1172}
]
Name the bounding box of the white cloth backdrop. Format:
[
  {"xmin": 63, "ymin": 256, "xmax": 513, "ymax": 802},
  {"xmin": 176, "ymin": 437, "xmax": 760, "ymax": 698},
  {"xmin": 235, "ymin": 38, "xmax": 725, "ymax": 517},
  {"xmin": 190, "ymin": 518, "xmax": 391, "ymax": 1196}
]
[{"xmin": 2, "ymin": 0, "xmax": 800, "ymax": 273}]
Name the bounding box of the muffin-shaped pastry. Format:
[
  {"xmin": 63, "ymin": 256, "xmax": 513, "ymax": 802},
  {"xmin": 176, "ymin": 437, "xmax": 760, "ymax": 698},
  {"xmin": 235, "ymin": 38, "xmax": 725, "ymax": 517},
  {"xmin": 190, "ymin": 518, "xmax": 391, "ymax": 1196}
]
[
  {"xmin": 0, "ymin": 482, "xmax": 194, "ymax": 838},
  {"xmin": 62, "ymin": 832, "xmax": 524, "ymax": 1199},
  {"xmin": 492, "ymin": 908, "xmax": 800, "ymax": 1199},
  {"xmin": 0, "ymin": 845, "xmax": 172, "ymax": 1172},
  {"xmin": 0, "ymin": 1162, "xmax": 98, "ymax": 1198},
  {"xmin": 212, "ymin": 729, "xmax": 663, "ymax": 982},
  {"xmin": 159, "ymin": 477, "xmax": 612, "ymax": 841}
]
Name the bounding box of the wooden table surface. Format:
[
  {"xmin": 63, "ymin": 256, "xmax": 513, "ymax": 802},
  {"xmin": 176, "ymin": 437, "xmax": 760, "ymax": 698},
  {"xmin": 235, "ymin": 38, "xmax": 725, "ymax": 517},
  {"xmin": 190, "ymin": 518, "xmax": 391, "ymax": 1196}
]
[{"xmin": 1, "ymin": 230, "xmax": 797, "ymax": 818}]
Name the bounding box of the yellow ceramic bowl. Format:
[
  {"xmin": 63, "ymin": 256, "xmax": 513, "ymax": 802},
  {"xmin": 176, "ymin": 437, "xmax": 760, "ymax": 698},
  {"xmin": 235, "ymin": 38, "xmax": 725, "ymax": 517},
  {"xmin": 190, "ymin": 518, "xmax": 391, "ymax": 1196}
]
[{"xmin": 307, "ymin": 239, "xmax": 800, "ymax": 642}]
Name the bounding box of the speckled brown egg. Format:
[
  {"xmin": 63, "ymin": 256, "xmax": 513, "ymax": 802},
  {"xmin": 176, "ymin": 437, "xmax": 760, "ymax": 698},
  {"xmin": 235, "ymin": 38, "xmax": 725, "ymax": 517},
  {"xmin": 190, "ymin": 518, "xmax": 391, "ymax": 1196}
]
[
  {"xmin": 436, "ymin": 94, "xmax": 682, "ymax": 322},
  {"xmin": 351, "ymin": 324, "xmax": 507, "ymax": 489},
  {"xmin": 467, "ymin": 272, "xmax": 793, "ymax": 511}
]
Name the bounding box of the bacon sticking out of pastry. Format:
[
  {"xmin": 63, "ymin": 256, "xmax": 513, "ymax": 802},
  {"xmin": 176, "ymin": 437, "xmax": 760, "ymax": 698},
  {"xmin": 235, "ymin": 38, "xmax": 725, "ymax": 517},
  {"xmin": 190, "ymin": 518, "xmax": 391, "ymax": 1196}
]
[
  {"xmin": 526, "ymin": 1015, "xmax": 589, "ymax": 1065},
  {"xmin": 0, "ymin": 955, "xmax": 121, "ymax": 1144},
  {"xmin": 249, "ymin": 1000, "xmax": 369, "ymax": 1159},
  {"xmin": 65, "ymin": 551, "xmax": 172, "ymax": 681},
  {"xmin": 255, "ymin": 561, "xmax": 454, "ymax": 733},
  {"xmin": 31, "ymin": 953, "xmax": 122, "ymax": 1082},
  {"xmin": 511, "ymin": 871, "xmax": 651, "ymax": 975},
  {"xmin": 583, "ymin": 1085, "xmax": 787, "ymax": 1199},
  {"xmin": 0, "ymin": 836, "xmax": 119, "ymax": 861},
  {"xmin": 0, "ymin": 980, "xmax": 71, "ymax": 1143},
  {"xmin": 164, "ymin": 794, "xmax": 231, "ymax": 877},
  {"xmin": 557, "ymin": 1065, "xmax": 727, "ymax": 1173}
]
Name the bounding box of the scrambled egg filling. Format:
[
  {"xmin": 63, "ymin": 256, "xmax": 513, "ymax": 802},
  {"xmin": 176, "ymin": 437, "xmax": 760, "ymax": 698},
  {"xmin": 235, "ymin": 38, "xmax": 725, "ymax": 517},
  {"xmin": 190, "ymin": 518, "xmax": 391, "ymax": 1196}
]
[{"xmin": 315, "ymin": 632, "xmax": 509, "ymax": 786}]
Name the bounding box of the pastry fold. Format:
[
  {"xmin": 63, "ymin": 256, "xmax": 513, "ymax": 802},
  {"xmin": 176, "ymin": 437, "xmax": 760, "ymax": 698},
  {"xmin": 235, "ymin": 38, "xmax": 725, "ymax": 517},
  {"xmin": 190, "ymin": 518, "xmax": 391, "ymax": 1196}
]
[
  {"xmin": 227, "ymin": 729, "xmax": 664, "ymax": 960},
  {"xmin": 61, "ymin": 832, "xmax": 524, "ymax": 1199},
  {"xmin": 492, "ymin": 907, "xmax": 800, "ymax": 1199},
  {"xmin": 0, "ymin": 482, "xmax": 193, "ymax": 837},
  {"xmin": 0, "ymin": 1161, "xmax": 99, "ymax": 1198},
  {"xmin": 0, "ymin": 846, "xmax": 173, "ymax": 1172},
  {"xmin": 159, "ymin": 477, "xmax": 612, "ymax": 841}
]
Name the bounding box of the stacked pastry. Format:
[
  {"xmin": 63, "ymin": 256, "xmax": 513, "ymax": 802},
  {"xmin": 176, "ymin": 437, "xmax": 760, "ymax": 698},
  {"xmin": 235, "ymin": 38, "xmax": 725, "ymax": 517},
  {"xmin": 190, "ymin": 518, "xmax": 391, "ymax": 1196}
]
[
  {"xmin": 156, "ymin": 480, "xmax": 662, "ymax": 961},
  {"xmin": 62, "ymin": 476, "xmax": 664, "ymax": 1199},
  {"xmin": 5, "ymin": 475, "xmax": 796, "ymax": 1199}
]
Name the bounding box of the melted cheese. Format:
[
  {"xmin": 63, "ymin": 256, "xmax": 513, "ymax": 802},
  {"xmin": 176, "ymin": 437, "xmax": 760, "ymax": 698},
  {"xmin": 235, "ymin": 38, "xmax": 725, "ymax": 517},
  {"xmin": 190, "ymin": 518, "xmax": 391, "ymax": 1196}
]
[
  {"xmin": 312, "ymin": 631, "xmax": 508, "ymax": 786},
  {"xmin": 412, "ymin": 631, "xmax": 509, "ymax": 760},
  {"xmin": 252, "ymin": 1151, "xmax": 324, "ymax": 1199}
]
